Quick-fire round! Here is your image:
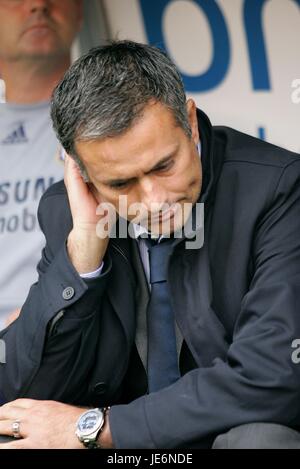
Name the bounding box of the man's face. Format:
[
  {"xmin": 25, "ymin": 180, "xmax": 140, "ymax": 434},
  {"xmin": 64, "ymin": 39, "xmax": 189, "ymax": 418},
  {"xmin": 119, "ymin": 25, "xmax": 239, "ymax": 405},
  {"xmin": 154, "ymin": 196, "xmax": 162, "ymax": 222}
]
[
  {"xmin": 76, "ymin": 100, "xmax": 202, "ymax": 236},
  {"xmin": 0, "ymin": 0, "xmax": 82, "ymax": 62}
]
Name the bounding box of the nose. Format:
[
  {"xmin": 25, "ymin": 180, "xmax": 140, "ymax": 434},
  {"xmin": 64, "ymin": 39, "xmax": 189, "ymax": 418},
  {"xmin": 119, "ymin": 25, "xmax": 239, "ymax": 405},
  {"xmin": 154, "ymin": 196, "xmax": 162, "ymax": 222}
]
[
  {"xmin": 138, "ymin": 177, "xmax": 168, "ymax": 214},
  {"xmin": 27, "ymin": 0, "xmax": 50, "ymax": 14}
]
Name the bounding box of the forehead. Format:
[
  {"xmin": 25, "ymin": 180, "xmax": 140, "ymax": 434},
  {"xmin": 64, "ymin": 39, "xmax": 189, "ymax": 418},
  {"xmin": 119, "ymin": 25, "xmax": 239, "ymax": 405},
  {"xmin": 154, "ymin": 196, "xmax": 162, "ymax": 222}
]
[{"xmin": 75, "ymin": 102, "xmax": 183, "ymax": 181}]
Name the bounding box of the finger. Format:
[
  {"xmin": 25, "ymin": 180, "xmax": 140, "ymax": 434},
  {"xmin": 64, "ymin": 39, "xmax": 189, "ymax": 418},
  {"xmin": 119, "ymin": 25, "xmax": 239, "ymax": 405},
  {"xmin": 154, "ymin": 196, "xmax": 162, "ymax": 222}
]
[
  {"xmin": 0, "ymin": 440, "xmax": 27, "ymax": 450},
  {"xmin": 0, "ymin": 407, "xmax": 26, "ymax": 422},
  {"xmin": 64, "ymin": 153, "xmax": 78, "ymax": 184},
  {"xmin": 10, "ymin": 398, "xmax": 36, "ymax": 408},
  {"xmin": 0, "ymin": 420, "xmax": 16, "ymax": 436},
  {"xmin": 1, "ymin": 398, "xmax": 35, "ymax": 410},
  {"xmin": 0, "ymin": 419, "xmax": 27, "ymax": 438},
  {"xmin": 64, "ymin": 152, "xmax": 72, "ymax": 184},
  {"xmin": 63, "ymin": 150, "xmax": 68, "ymax": 162},
  {"xmin": 0, "ymin": 401, "xmax": 33, "ymax": 420},
  {"xmin": 64, "ymin": 153, "xmax": 81, "ymax": 178},
  {"xmin": 64, "ymin": 155, "xmax": 87, "ymax": 194}
]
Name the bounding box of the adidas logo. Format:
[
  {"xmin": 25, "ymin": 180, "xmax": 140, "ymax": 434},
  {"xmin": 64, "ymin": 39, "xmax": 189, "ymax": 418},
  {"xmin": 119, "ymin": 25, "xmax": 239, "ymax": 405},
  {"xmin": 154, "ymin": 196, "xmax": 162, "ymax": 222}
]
[{"xmin": 1, "ymin": 123, "xmax": 28, "ymax": 145}]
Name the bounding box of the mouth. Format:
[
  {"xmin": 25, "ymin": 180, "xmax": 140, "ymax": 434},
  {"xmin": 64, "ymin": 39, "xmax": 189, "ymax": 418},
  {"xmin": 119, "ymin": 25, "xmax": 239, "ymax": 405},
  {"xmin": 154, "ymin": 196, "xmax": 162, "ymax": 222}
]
[
  {"xmin": 23, "ymin": 23, "xmax": 53, "ymax": 36},
  {"xmin": 27, "ymin": 24, "xmax": 50, "ymax": 30}
]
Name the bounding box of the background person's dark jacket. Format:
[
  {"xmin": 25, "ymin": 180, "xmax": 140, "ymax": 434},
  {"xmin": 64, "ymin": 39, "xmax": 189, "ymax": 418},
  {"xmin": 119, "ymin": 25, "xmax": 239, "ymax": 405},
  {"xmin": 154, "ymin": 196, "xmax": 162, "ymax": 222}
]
[{"xmin": 1, "ymin": 110, "xmax": 300, "ymax": 448}]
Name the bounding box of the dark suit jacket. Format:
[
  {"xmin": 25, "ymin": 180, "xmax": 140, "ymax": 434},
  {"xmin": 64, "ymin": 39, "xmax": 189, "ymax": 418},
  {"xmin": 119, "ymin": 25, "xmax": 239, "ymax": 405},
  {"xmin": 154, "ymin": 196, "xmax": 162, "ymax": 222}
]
[{"xmin": 1, "ymin": 110, "xmax": 300, "ymax": 448}]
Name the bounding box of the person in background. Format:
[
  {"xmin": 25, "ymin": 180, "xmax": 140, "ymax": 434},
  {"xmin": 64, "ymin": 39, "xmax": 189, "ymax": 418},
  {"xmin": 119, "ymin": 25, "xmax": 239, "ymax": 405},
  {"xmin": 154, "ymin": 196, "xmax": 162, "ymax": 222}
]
[{"xmin": 0, "ymin": 0, "xmax": 82, "ymax": 330}]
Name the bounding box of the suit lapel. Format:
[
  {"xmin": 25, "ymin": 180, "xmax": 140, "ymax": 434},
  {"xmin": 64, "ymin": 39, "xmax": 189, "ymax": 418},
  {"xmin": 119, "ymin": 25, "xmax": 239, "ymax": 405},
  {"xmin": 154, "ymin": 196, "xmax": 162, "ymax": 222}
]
[
  {"xmin": 107, "ymin": 237, "xmax": 136, "ymax": 349},
  {"xmin": 130, "ymin": 239, "xmax": 150, "ymax": 371},
  {"xmin": 170, "ymin": 234, "xmax": 230, "ymax": 367}
]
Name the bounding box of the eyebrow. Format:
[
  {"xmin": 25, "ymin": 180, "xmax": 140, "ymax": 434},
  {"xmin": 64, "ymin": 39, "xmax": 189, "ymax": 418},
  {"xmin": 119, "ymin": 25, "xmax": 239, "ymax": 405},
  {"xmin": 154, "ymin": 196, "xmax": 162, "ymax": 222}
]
[{"xmin": 103, "ymin": 149, "xmax": 178, "ymax": 187}]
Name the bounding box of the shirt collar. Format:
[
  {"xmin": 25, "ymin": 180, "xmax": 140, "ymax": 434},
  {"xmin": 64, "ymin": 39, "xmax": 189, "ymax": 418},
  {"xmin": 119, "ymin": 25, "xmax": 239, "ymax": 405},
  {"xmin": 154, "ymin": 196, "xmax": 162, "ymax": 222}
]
[{"xmin": 131, "ymin": 223, "xmax": 165, "ymax": 242}]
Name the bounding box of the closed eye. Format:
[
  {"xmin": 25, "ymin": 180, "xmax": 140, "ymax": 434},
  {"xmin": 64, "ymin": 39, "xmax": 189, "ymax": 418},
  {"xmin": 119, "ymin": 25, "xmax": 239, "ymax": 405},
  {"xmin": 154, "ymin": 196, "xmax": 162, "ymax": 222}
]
[
  {"xmin": 155, "ymin": 160, "xmax": 174, "ymax": 172},
  {"xmin": 109, "ymin": 180, "xmax": 132, "ymax": 190},
  {"xmin": 107, "ymin": 157, "xmax": 176, "ymax": 190}
]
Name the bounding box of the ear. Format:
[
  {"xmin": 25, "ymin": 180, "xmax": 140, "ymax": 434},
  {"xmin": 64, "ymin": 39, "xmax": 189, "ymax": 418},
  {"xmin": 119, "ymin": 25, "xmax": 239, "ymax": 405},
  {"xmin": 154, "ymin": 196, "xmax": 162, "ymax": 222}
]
[{"xmin": 186, "ymin": 99, "xmax": 200, "ymax": 146}]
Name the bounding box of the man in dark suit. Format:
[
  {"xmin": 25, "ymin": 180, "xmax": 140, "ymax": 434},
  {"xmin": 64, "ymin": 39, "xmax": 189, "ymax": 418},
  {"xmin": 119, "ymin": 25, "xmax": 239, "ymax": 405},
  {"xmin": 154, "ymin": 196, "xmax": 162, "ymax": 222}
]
[{"xmin": 0, "ymin": 41, "xmax": 300, "ymax": 449}]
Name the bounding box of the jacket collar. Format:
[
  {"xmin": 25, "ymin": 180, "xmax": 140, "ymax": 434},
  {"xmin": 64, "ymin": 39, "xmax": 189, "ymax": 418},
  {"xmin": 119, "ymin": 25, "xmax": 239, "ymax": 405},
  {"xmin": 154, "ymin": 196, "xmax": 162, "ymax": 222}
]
[{"xmin": 196, "ymin": 108, "xmax": 223, "ymax": 210}]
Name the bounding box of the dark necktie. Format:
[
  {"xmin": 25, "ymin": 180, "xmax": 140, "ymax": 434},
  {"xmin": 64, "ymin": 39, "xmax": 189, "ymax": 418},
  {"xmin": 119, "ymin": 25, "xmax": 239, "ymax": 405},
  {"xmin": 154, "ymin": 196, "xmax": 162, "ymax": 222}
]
[{"xmin": 146, "ymin": 237, "xmax": 180, "ymax": 393}]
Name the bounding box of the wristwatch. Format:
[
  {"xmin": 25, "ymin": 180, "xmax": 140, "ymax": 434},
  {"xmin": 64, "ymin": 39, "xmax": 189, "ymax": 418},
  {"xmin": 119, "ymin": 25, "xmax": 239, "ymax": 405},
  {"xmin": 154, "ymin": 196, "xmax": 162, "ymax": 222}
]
[{"xmin": 75, "ymin": 407, "xmax": 109, "ymax": 449}]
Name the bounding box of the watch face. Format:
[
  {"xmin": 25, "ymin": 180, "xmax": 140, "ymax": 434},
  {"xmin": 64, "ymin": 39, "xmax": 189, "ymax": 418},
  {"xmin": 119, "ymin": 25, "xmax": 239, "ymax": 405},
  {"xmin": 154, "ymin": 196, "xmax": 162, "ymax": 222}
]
[{"xmin": 77, "ymin": 410, "xmax": 104, "ymax": 436}]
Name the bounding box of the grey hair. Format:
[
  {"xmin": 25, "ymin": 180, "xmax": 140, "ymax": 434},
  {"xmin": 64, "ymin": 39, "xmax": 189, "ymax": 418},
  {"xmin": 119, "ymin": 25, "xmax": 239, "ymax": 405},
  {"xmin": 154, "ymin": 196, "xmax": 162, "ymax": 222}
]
[{"xmin": 51, "ymin": 40, "xmax": 191, "ymax": 177}]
